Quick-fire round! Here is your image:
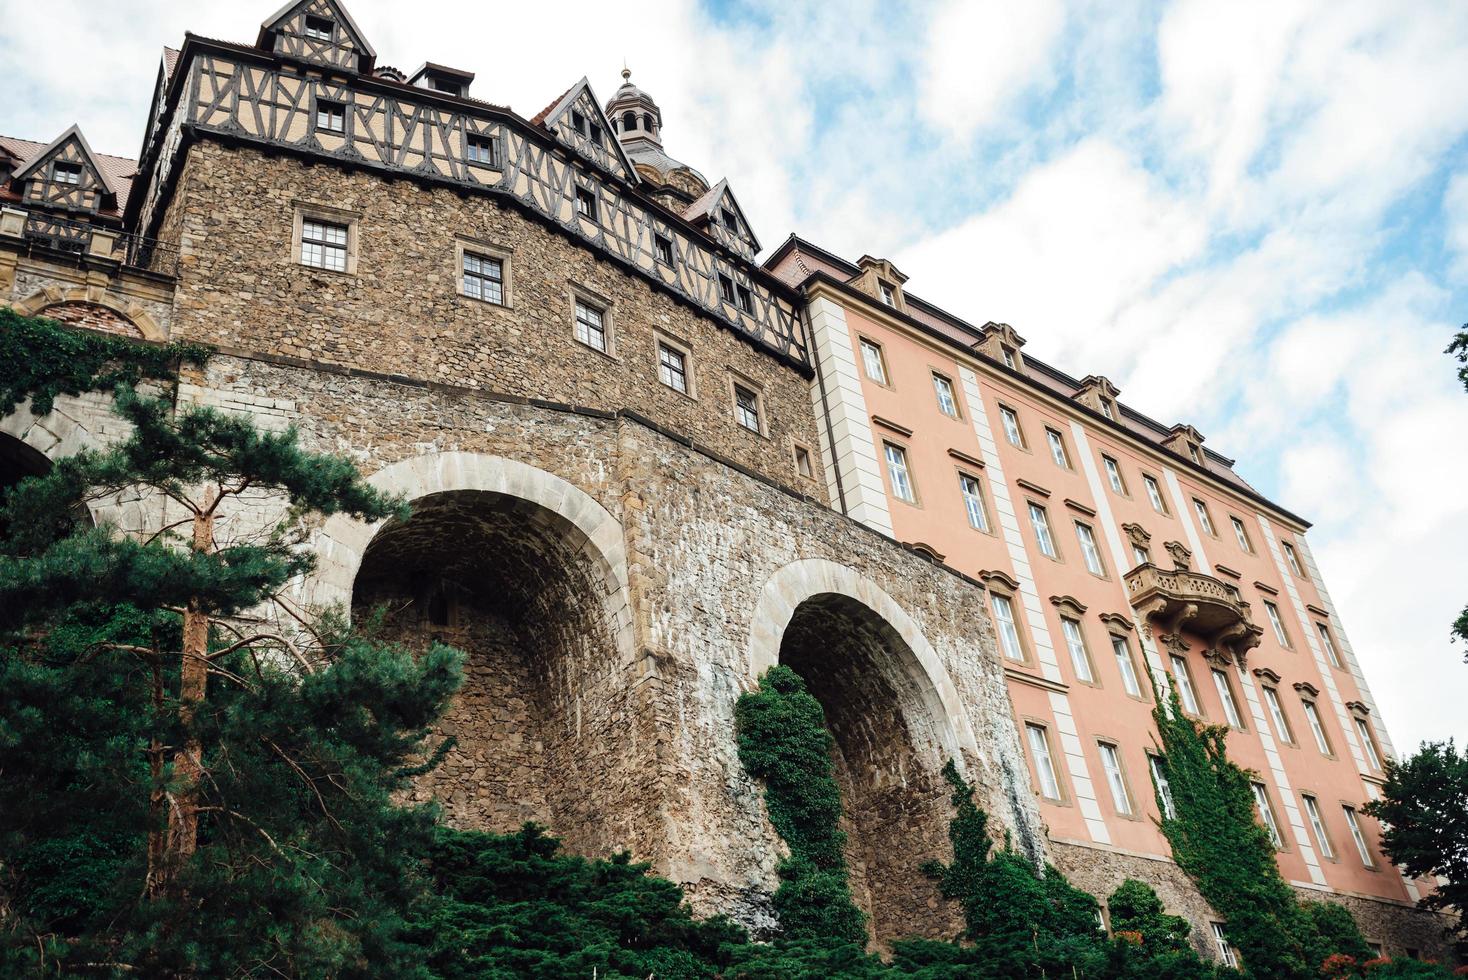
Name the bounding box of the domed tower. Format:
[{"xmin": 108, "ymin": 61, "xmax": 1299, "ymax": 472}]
[{"xmin": 605, "ymin": 68, "xmax": 709, "ymax": 210}]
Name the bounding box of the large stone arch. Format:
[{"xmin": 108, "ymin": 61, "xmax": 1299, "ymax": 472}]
[
  {"xmin": 746, "ymin": 558, "xmax": 976, "ymax": 945},
  {"xmin": 13, "ymin": 286, "xmax": 166, "ymax": 341}
]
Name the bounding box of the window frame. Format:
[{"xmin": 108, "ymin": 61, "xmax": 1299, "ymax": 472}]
[
  {"xmin": 1027, "ymin": 501, "xmax": 1060, "ymax": 560},
  {"xmin": 1302, "ymin": 793, "xmax": 1336, "ymax": 860},
  {"xmin": 957, "ymin": 470, "xmax": 992, "ymax": 534},
  {"xmin": 1230, "ymin": 515, "xmax": 1253, "ymax": 553},
  {"xmin": 990, "ymin": 588, "xmax": 1029, "ymax": 664},
  {"xmin": 1212, "ymin": 923, "xmax": 1238, "ymax": 968},
  {"xmin": 1148, "ymin": 753, "xmax": 1177, "ymax": 820},
  {"xmin": 572, "ymin": 293, "xmax": 612, "ymax": 355},
  {"xmin": 730, "ymin": 376, "xmax": 766, "ymax": 436},
  {"xmin": 654, "ymin": 332, "xmax": 694, "ymax": 398},
  {"xmin": 465, "ymin": 133, "xmax": 502, "ymax": 168},
  {"xmin": 857, "ymin": 336, "xmax": 890, "ymax": 386},
  {"xmin": 455, "ymin": 238, "xmax": 512, "ymax": 307},
  {"xmin": 998, "ymin": 403, "xmax": 1028, "ymax": 449},
  {"xmin": 1102, "ymin": 454, "xmax": 1128, "ymax": 496},
  {"xmin": 1341, "ymin": 805, "xmax": 1375, "ymax": 868},
  {"xmin": 931, "ymin": 371, "xmax": 960, "ymax": 419},
  {"xmin": 1211, "ymin": 667, "xmax": 1246, "ymax": 730},
  {"xmin": 1074, "ymin": 520, "xmax": 1106, "ymax": 578},
  {"xmin": 51, "ymin": 161, "xmax": 82, "ymax": 186},
  {"xmin": 1263, "ymin": 685, "xmax": 1296, "ymax": 745},
  {"xmin": 878, "ymin": 279, "xmax": 897, "ymax": 307},
  {"xmin": 1354, "ymin": 716, "xmax": 1384, "ymax": 771},
  {"xmin": 1045, "ymin": 426, "xmax": 1072, "ymax": 469},
  {"xmin": 1142, "ymin": 473, "xmax": 1169, "ymax": 515},
  {"xmin": 1024, "ymin": 721, "xmax": 1065, "ymax": 802},
  {"xmin": 303, "ymin": 14, "xmax": 335, "ymax": 41},
  {"xmin": 1316, "ymin": 622, "xmax": 1344, "ymax": 669},
  {"xmin": 1282, "ymin": 540, "xmax": 1305, "ymax": 577},
  {"xmin": 1170, "ymin": 654, "xmax": 1202, "ymax": 716},
  {"xmin": 1110, "ymin": 633, "xmax": 1145, "ymax": 700},
  {"xmin": 793, "ymin": 443, "xmax": 815, "ymax": 481},
  {"xmin": 314, "ymin": 97, "xmax": 347, "ymax": 135},
  {"xmin": 1301, "ymin": 698, "xmax": 1334, "ymax": 757},
  {"xmin": 735, "ymin": 284, "xmax": 754, "ymax": 314},
  {"xmin": 1097, "ymin": 740, "xmax": 1136, "ymax": 818},
  {"xmin": 882, "ymin": 440, "xmax": 918, "ymax": 505},
  {"xmin": 1263, "ymin": 599, "xmax": 1292, "ymax": 648},
  {"xmin": 574, "ymin": 185, "xmax": 599, "ymax": 222},
  {"xmin": 291, "ymin": 203, "xmax": 359, "ymax": 275},
  {"xmin": 653, "ymin": 233, "xmax": 674, "ymax": 266},
  {"xmin": 1251, "ymin": 780, "xmax": 1286, "ymax": 850},
  {"xmin": 1059, "ymin": 615, "xmax": 1097, "ymax": 685},
  {"xmin": 1193, "ymin": 497, "xmax": 1217, "ymax": 536}
]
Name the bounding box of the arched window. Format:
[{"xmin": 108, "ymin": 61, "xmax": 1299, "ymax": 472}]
[
  {"xmin": 643, "ymin": 112, "xmax": 655, "ymax": 133},
  {"xmin": 623, "ymin": 111, "xmax": 637, "ymax": 131}
]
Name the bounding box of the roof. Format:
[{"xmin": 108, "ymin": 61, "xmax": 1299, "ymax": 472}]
[
  {"xmin": 408, "ymin": 62, "xmax": 476, "ymax": 85},
  {"xmin": 682, "ymin": 180, "xmax": 724, "ymax": 224},
  {"xmin": 530, "ymin": 83, "xmax": 577, "ymax": 128},
  {"xmin": 0, "ymin": 132, "xmax": 137, "ymax": 218}
]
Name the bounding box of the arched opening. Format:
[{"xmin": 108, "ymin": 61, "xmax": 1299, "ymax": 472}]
[
  {"xmin": 0, "ymin": 432, "xmax": 53, "ymax": 537},
  {"xmin": 622, "ymin": 110, "xmax": 637, "ymax": 131},
  {"xmin": 643, "ymin": 112, "xmax": 655, "ymax": 135},
  {"xmin": 351, "ymin": 488, "xmax": 632, "ymax": 858},
  {"xmin": 777, "ymin": 593, "xmax": 964, "ymax": 946}
]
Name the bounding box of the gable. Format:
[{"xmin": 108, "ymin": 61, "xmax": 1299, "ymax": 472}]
[
  {"xmin": 535, "ymin": 78, "xmax": 638, "ymax": 184},
  {"xmin": 258, "ymin": 0, "xmax": 376, "ymax": 73},
  {"xmin": 685, "ymin": 179, "xmax": 760, "ymax": 258},
  {"xmin": 14, "ymin": 126, "xmax": 116, "ymax": 214}
]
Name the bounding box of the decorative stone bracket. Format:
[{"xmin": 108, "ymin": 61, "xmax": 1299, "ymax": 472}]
[{"xmin": 1124, "ymin": 563, "xmax": 1263, "ymax": 666}]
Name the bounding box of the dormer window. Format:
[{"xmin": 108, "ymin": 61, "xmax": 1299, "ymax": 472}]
[
  {"xmin": 1001, "ymin": 345, "xmax": 1018, "ymax": 369},
  {"xmin": 316, "ymin": 100, "xmax": 346, "ymax": 134},
  {"xmin": 720, "ymin": 207, "xmax": 738, "ymax": 233},
  {"xmin": 1188, "ymin": 443, "xmax": 1201, "ymax": 463},
  {"xmin": 431, "ymin": 78, "xmax": 461, "ymax": 96},
  {"xmin": 570, "ymin": 110, "xmax": 602, "ymax": 144},
  {"xmin": 879, "ymin": 280, "xmax": 896, "ymax": 307},
  {"xmin": 1100, "ymin": 398, "xmax": 1115, "ymax": 420},
  {"xmin": 51, "ymin": 161, "xmax": 82, "ymax": 185},
  {"xmin": 304, "ymin": 15, "xmax": 334, "ymax": 41}
]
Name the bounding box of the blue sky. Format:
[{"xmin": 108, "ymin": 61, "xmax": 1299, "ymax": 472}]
[{"xmin": 2, "ymin": 0, "xmax": 1465, "ymax": 749}]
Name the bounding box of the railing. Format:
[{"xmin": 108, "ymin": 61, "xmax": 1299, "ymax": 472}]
[
  {"xmin": 1124, "ymin": 563, "xmax": 1263, "ymax": 662},
  {"xmin": 19, "ymin": 212, "xmax": 179, "ymax": 278}
]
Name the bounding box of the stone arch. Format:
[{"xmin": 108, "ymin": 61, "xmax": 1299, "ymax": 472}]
[
  {"xmin": 746, "ymin": 558, "xmax": 975, "ymax": 945},
  {"xmin": 13, "ymin": 287, "xmax": 165, "ymax": 341}
]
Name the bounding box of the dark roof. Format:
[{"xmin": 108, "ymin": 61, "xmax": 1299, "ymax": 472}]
[{"xmin": 0, "ymin": 133, "xmax": 137, "ymax": 218}]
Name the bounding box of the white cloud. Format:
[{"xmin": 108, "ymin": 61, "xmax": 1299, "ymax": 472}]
[{"xmin": 1446, "ymin": 172, "xmax": 1468, "ymax": 279}]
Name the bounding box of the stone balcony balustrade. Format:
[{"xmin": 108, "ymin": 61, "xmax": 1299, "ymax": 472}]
[{"xmin": 1124, "ymin": 562, "xmax": 1263, "ymax": 664}]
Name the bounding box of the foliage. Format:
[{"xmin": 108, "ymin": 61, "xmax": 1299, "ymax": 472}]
[
  {"xmin": 1301, "ymin": 901, "xmax": 1374, "ymax": 968},
  {"xmin": 1108, "ymin": 877, "xmax": 1193, "ymax": 955},
  {"xmin": 734, "ymin": 664, "xmax": 867, "ymax": 945},
  {"xmin": 1364, "ymin": 740, "xmax": 1468, "ymax": 947},
  {"xmin": 0, "ymin": 306, "xmax": 206, "ymax": 417}
]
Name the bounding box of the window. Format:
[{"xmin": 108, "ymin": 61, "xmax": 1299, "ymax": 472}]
[
  {"xmin": 1100, "ymin": 398, "xmax": 1115, "ymax": 420},
  {"xmin": 720, "ymin": 207, "xmax": 738, "ymax": 232},
  {"xmin": 884, "ymin": 443, "xmax": 915, "ymax": 503},
  {"xmin": 574, "ymin": 298, "xmax": 608, "ymax": 352},
  {"xmin": 1283, "ymin": 541, "xmax": 1304, "ymax": 576},
  {"xmin": 657, "ymin": 342, "xmax": 688, "ymax": 394},
  {"xmin": 653, "ymin": 234, "xmax": 673, "ymax": 265},
  {"xmin": 1303, "ymin": 795, "xmax": 1335, "ymax": 859},
  {"xmin": 1149, "ymin": 755, "xmax": 1177, "ymax": 819},
  {"xmin": 466, "ymin": 134, "xmax": 500, "ymax": 166},
  {"xmin": 1028, "ymin": 503, "xmax": 1057, "ymax": 559},
  {"xmin": 932, "ymin": 373, "xmax": 959, "ymax": 418},
  {"xmin": 1231, "ymin": 516, "xmax": 1252, "ymax": 552},
  {"xmin": 1317, "ymin": 623, "xmax": 1343, "ymax": 668},
  {"xmin": 1170, "ymin": 655, "xmax": 1200, "ymax": 715},
  {"xmin": 1251, "ymin": 781, "xmax": 1284, "ymax": 849},
  {"xmin": 1355, "ymin": 717, "xmax": 1383, "ymax": 770},
  {"xmin": 992, "ymin": 593, "xmax": 1025, "ymax": 662},
  {"xmin": 575, "ymin": 186, "xmax": 598, "ymax": 221},
  {"xmin": 999, "ymin": 405, "xmax": 1025, "ymax": 447},
  {"xmin": 315, "ymin": 99, "xmax": 346, "ymax": 134},
  {"xmin": 1264, "ymin": 600, "xmax": 1291, "ymax": 647},
  {"xmin": 1001, "ymin": 345, "xmax": 1017, "ymax": 369},
  {"xmin": 1026, "ymin": 723, "xmax": 1062, "ymax": 800},
  {"xmin": 1132, "ymin": 545, "xmax": 1151, "ymax": 568},
  {"xmin": 879, "ymin": 280, "xmax": 896, "ymax": 306},
  {"xmin": 1342, "ymin": 806, "xmax": 1374, "ymax": 867},
  {"xmin": 794, "ymin": 446, "xmax": 813, "ymax": 479},
  {"xmin": 299, "ymin": 219, "xmax": 349, "ymax": 272},
  {"xmin": 304, "ymin": 14, "xmax": 334, "ymax": 40},
  {"xmin": 462, "ymin": 252, "xmax": 503, "ymax": 304},
  {"xmin": 431, "ymin": 78, "xmax": 462, "ymax": 96},
  {"xmin": 736, "ymin": 284, "xmax": 754, "ymax": 314},
  {"xmin": 1212, "ymin": 669, "xmax": 1243, "ymax": 728},
  {"xmin": 1099, "ymin": 742, "xmax": 1133, "ymax": 816},
  {"xmin": 959, "ymin": 473, "xmax": 990, "ymax": 532},
  {"xmin": 1045, "ymin": 428, "xmax": 1071, "ymax": 468},
  {"xmin": 733, "ymin": 384, "xmax": 761, "ymax": 433},
  {"xmin": 718, "ymin": 274, "xmax": 736, "ymax": 304},
  {"xmin": 1302, "ymin": 700, "xmax": 1332, "ymax": 755},
  {"xmin": 1103, "ymin": 455, "xmax": 1127, "ymax": 494},
  {"xmin": 1194, "ymin": 498, "xmax": 1216, "ymax": 536},
  {"xmin": 1188, "ymin": 443, "xmax": 1201, "ymax": 464},
  {"xmin": 51, "ymin": 161, "xmax": 82, "ymax": 185},
  {"xmin": 1212, "ymin": 923, "xmax": 1238, "ymax": 968},
  {"xmin": 1264, "ymin": 687, "xmax": 1295, "ymax": 744},
  {"xmin": 1112, "ymin": 635, "xmax": 1142, "ymax": 698},
  {"xmin": 859, "ymin": 338, "xmax": 888, "ymax": 384},
  {"xmin": 1143, "ymin": 474, "xmax": 1168, "ymax": 514},
  {"xmin": 1075, "ymin": 522, "xmax": 1105, "ymax": 576},
  {"xmin": 570, "ymin": 109, "xmax": 600, "ymax": 142},
  {"xmin": 1060, "ymin": 617, "xmax": 1094, "ymax": 683}
]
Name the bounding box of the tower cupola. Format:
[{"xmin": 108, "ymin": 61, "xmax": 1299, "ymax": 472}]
[{"xmin": 606, "ymin": 68, "xmax": 663, "ymax": 146}]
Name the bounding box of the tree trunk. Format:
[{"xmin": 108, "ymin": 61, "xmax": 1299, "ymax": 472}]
[{"xmin": 144, "ymin": 665, "xmax": 167, "ymax": 899}]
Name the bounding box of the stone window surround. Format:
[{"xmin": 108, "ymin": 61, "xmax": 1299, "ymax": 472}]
[
  {"xmin": 1294, "ymin": 683, "xmax": 1337, "ymax": 759},
  {"xmin": 983, "ymin": 570, "xmax": 1032, "ymax": 666},
  {"xmin": 1044, "ymin": 424, "xmax": 1074, "ymax": 470},
  {"xmin": 1107, "ymin": 630, "xmax": 1148, "ymax": 703},
  {"xmin": 790, "ymin": 440, "xmax": 815, "ymax": 481},
  {"xmin": 290, "ymin": 200, "xmax": 360, "ymax": 276},
  {"xmin": 929, "ymin": 365, "xmax": 962, "ymax": 420},
  {"xmin": 1100, "ymin": 451, "xmax": 1131, "ymax": 497},
  {"xmin": 1020, "ymin": 715, "xmax": 1069, "ymax": 804},
  {"xmin": 1299, "ymin": 789, "xmax": 1338, "ymax": 862},
  {"xmin": 567, "ymin": 281, "xmax": 617, "ymax": 359},
  {"xmin": 1072, "ymin": 517, "xmax": 1109, "ymax": 580},
  {"xmin": 857, "ymin": 334, "xmax": 892, "ymax": 388},
  {"xmin": 1141, "ymin": 470, "xmax": 1171, "ymax": 516},
  {"xmin": 454, "ymin": 236, "xmax": 513, "ymax": 308},
  {"xmin": 1193, "ymin": 496, "xmax": 1218, "ymax": 537},
  {"xmin": 1094, "ymin": 736, "xmax": 1140, "ymax": 820},
  {"xmin": 996, "ymin": 400, "xmax": 1030, "ymax": 451},
  {"xmin": 725, "ymin": 369, "xmax": 769, "ymax": 439},
  {"xmin": 1050, "ymin": 595, "xmax": 1100, "ymax": 688},
  {"xmin": 651, "ymin": 327, "xmax": 696, "ymax": 400},
  {"xmin": 1025, "ymin": 497, "xmax": 1063, "ymax": 564},
  {"xmin": 954, "ymin": 464, "xmax": 995, "ymax": 536},
  {"xmin": 880, "ymin": 436, "xmax": 921, "ymax": 507}
]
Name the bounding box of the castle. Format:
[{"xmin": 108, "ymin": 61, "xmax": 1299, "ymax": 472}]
[{"xmin": 0, "ymin": 0, "xmax": 1452, "ymax": 962}]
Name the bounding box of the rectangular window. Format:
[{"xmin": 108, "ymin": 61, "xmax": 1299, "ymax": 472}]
[
  {"xmin": 1100, "ymin": 398, "xmax": 1115, "ymax": 420},
  {"xmin": 1355, "ymin": 718, "xmax": 1383, "ymax": 771},
  {"xmin": 1143, "ymin": 474, "xmax": 1167, "ymax": 514},
  {"xmin": 1099, "ymin": 742, "xmax": 1133, "ymax": 816},
  {"xmin": 1045, "ymin": 427, "xmax": 1071, "ymax": 468},
  {"xmin": 884, "ymin": 442, "xmax": 915, "ymax": 503},
  {"xmin": 1303, "ymin": 794, "xmax": 1335, "ymax": 859},
  {"xmin": 859, "ymin": 338, "xmax": 887, "ymax": 384},
  {"xmin": 1060, "ymin": 617, "xmax": 1094, "ymax": 683},
  {"xmin": 1103, "ymin": 455, "xmax": 1127, "ymax": 494},
  {"xmin": 1264, "ymin": 600, "xmax": 1291, "ymax": 647},
  {"xmin": 1231, "ymin": 516, "xmax": 1252, "ymax": 552},
  {"xmin": 1283, "ymin": 541, "xmax": 1304, "ymax": 576},
  {"xmin": 734, "ymin": 384, "xmax": 761, "ymax": 433},
  {"xmin": 657, "ymin": 342, "xmax": 688, "ymax": 394},
  {"xmin": 573, "ymin": 299, "xmax": 607, "ymax": 352},
  {"xmin": 1112, "ymin": 635, "xmax": 1142, "ymax": 698},
  {"xmin": 1132, "ymin": 545, "xmax": 1151, "ymax": 568},
  {"xmin": 52, "ymin": 161, "xmax": 82, "ymax": 185},
  {"xmin": 992, "ymin": 594, "xmax": 1025, "ymax": 662},
  {"xmin": 735, "ymin": 284, "xmax": 754, "ymax": 314},
  {"xmin": 1194, "ymin": 498, "xmax": 1216, "ymax": 535},
  {"xmin": 1252, "ymin": 781, "xmax": 1284, "ymax": 849},
  {"xmin": 718, "ymin": 274, "xmax": 736, "ymax": 304},
  {"xmin": 461, "ymin": 252, "xmax": 503, "ymax": 305},
  {"xmin": 1343, "ymin": 805, "xmax": 1374, "ymax": 867},
  {"xmin": 959, "ymin": 473, "xmax": 990, "ymax": 532},
  {"xmin": 315, "ymin": 99, "xmax": 346, "ymax": 134},
  {"xmin": 571, "ymin": 109, "xmax": 587, "ymax": 135},
  {"xmin": 1075, "ymin": 522, "xmax": 1105, "ymax": 576},
  {"xmin": 304, "ymin": 14, "xmax": 334, "ymax": 40},
  {"xmin": 879, "ymin": 280, "xmax": 896, "ymax": 306},
  {"xmin": 1212, "ymin": 669, "xmax": 1243, "ymax": 728},
  {"xmin": 999, "ymin": 405, "xmax": 1025, "ymax": 447},
  {"xmin": 1001, "ymin": 345, "xmax": 1017, "ymax": 369},
  {"xmin": 794, "ymin": 446, "xmax": 813, "ymax": 479},
  {"xmin": 1026, "ymin": 723, "xmax": 1061, "ymax": 800},
  {"xmin": 653, "ymin": 234, "xmax": 674, "ymax": 265},
  {"xmin": 575, "ymin": 186, "xmax": 598, "ymax": 220},
  {"xmin": 299, "ymin": 218, "xmax": 349, "ymax": 272},
  {"xmin": 1028, "ymin": 503, "xmax": 1057, "ymax": 559},
  {"xmin": 1170, "ymin": 655, "xmax": 1200, "ymax": 715},
  {"xmin": 1317, "ymin": 623, "xmax": 1343, "ymax": 669},
  {"xmin": 1149, "ymin": 755, "xmax": 1177, "ymax": 820},
  {"xmin": 932, "ymin": 373, "xmax": 959, "ymax": 418},
  {"xmin": 1212, "ymin": 924, "xmax": 1238, "ymax": 968},
  {"xmin": 720, "ymin": 206, "xmax": 738, "ymax": 232},
  {"xmin": 467, "ymin": 134, "xmax": 500, "ymax": 166},
  {"xmin": 1302, "ymin": 700, "xmax": 1332, "ymax": 755},
  {"xmin": 1264, "ymin": 687, "xmax": 1295, "ymax": 744}
]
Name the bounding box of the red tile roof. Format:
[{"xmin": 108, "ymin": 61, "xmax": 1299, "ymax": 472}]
[{"xmin": 1, "ymin": 134, "xmax": 138, "ymax": 218}]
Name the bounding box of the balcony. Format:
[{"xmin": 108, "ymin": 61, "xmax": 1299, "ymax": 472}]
[
  {"xmin": 1, "ymin": 207, "xmax": 179, "ymax": 278},
  {"xmin": 1124, "ymin": 563, "xmax": 1263, "ymax": 663}
]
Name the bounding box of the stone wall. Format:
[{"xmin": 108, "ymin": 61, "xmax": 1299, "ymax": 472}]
[
  {"xmin": 160, "ymin": 142, "xmax": 824, "ymax": 495},
  {"xmin": 3, "ymin": 256, "xmax": 175, "ymax": 341}
]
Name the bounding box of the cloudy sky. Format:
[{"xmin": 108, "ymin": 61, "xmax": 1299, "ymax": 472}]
[{"xmin": 3, "ymin": 0, "xmax": 1465, "ymax": 749}]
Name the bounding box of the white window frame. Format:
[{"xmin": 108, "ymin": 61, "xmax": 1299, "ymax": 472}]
[
  {"xmin": 657, "ymin": 341, "xmax": 690, "ymax": 395},
  {"xmin": 1212, "ymin": 668, "xmax": 1243, "ymax": 728},
  {"xmin": 1264, "ymin": 600, "xmax": 1290, "ymax": 647},
  {"xmin": 932, "ymin": 372, "xmax": 959, "ymax": 418},
  {"xmin": 653, "ymin": 234, "xmax": 674, "ymax": 265},
  {"xmin": 733, "ymin": 381, "xmax": 764, "ymax": 434},
  {"xmin": 1112, "ymin": 635, "xmax": 1142, "ymax": 698},
  {"xmin": 1355, "ymin": 717, "xmax": 1383, "ymax": 771},
  {"xmin": 1283, "ymin": 541, "xmax": 1304, "ymax": 576},
  {"xmin": 1028, "ymin": 502, "xmax": 1057, "ymax": 559},
  {"xmin": 1194, "ymin": 498, "xmax": 1216, "ymax": 536},
  {"xmin": 1212, "ymin": 924, "xmax": 1238, "ymax": 967},
  {"xmin": 1103, "ymin": 455, "xmax": 1127, "ymax": 494},
  {"xmin": 459, "ymin": 245, "xmax": 509, "ymax": 306},
  {"xmin": 315, "ymin": 98, "xmax": 346, "ymax": 134},
  {"xmin": 1302, "ymin": 699, "xmax": 1332, "ymax": 756},
  {"xmin": 1170, "ymin": 654, "xmax": 1200, "ymax": 715},
  {"xmin": 1026, "ymin": 723, "xmax": 1062, "ymax": 801},
  {"xmin": 573, "ymin": 296, "xmax": 610, "ymax": 354},
  {"xmin": 466, "ymin": 133, "xmax": 501, "ymax": 167},
  {"xmin": 575, "ymin": 185, "xmax": 598, "ymax": 221},
  {"xmin": 1251, "ymin": 781, "xmax": 1284, "ymax": 848},
  {"xmin": 1075, "ymin": 521, "xmax": 1105, "ymax": 576},
  {"xmin": 879, "ymin": 280, "xmax": 896, "ymax": 307},
  {"xmin": 1317, "ymin": 623, "xmax": 1343, "ymax": 669},
  {"xmin": 1060, "ymin": 617, "xmax": 1095, "ymax": 683},
  {"xmin": 1342, "ymin": 805, "xmax": 1374, "ymax": 867},
  {"xmin": 1231, "ymin": 516, "xmax": 1252, "ymax": 552},
  {"xmin": 1046, "ymin": 427, "xmax": 1071, "ymax": 469},
  {"xmin": 1132, "ymin": 545, "xmax": 1151, "ymax": 569},
  {"xmin": 1143, "ymin": 474, "xmax": 1167, "ymax": 514},
  {"xmin": 303, "ymin": 14, "xmax": 334, "ymax": 41},
  {"xmin": 959, "ymin": 472, "xmax": 990, "ymax": 532},
  {"xmin": 1099, "ymin": 741, "xmax": 1133, "ymax": 816},
  {"xmin": 999, "ymin": 405, "xmax": 1025, "ymax": 448},
  {"xmin": 52, "ymin": 161, "xmax": 82, "ymax": 185},
  {"xmin": 1264, "ymin": 686, "xmax": 1294, "ymax": 744},
  {"xmin": 1303, "ymin": 794, "xmax": 1335, "ymax": 859},
  {"xmin": 884, "ymin": 442, "xmax": 915, "ymax": 503},
  {"xmin": 298, "ymin": 216, "xmax": 350, "ymax": 272},
  {"xmin": 859, "ymin": 338, "xmax": 888, "ymax": 385},
  {"xmin": 992, "ymin": 593, "xmax": 1025, "ymax": 663},
  {"xmin": 1149, "ymin": 754, "xmax": 1177, "ymax": 820}
]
